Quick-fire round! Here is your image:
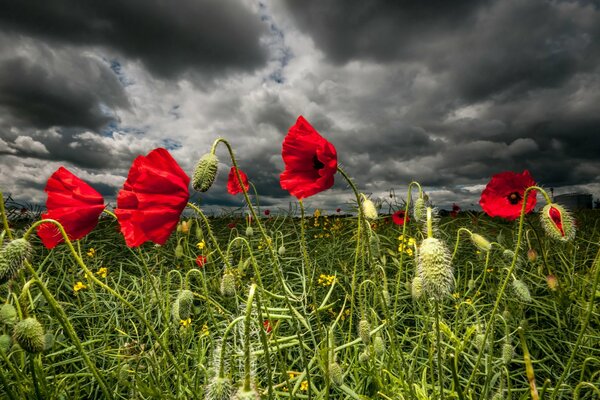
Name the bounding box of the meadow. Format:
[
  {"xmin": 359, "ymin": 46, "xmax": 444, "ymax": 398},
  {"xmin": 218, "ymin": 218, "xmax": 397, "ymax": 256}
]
[{"xmin": 1, "ymin": 125, "xmax": 599, "ymax": 399}]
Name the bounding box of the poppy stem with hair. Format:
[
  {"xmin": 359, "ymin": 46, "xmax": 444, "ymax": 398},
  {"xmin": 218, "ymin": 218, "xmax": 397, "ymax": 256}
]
[
  {"xmin": 0, "ymin": 191, "xmax": 14, "ymax": 240},
  {"xmin": 21, "ymin": 219, "xmax": 199, "ymax": 399},
  {"xmin": 465, "ymin": 185, "xmax": 543, "ymax": 392}
]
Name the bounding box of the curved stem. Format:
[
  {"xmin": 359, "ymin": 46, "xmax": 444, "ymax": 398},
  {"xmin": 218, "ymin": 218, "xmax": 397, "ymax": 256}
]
[
  {"xmin": 451, "ymin": 228, "xmax": 473, "ymax": 261},
  {"xmin": 0, "ymin": 191, "xmax": 13, "ymax": 240}
]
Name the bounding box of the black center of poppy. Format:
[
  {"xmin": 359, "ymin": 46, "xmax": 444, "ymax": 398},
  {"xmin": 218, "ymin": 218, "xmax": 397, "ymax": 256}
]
[
  {"xmin": 313, "ymin": 154, "xmax": 324, "ymax": 170},
  {"xmin": 507, "ymin": 192, "xmax": 521, "ymax": 205}
]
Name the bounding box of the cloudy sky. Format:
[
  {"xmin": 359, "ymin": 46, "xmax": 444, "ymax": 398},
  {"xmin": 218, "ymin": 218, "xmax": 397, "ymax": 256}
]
[{"xmin": 1, "ymin": 0, "xmax": 599, "ymax": 213}]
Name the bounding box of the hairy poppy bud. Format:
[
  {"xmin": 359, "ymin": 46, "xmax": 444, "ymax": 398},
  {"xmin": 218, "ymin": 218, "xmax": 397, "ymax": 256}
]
[
  {"xmin": 278, "ymin": 245, "xmax": 286, "ymax": 256},
  {"xmin": 358, "ymin": 319, "xmax": 371, "ymax": 344},
  {"xmin": 512, "ymin": 279, "xmax": 532, "ymax": 303},
  {"xmin": 206, "ymin": 377, "xmax": 233, "ymax": 400},
  {"xmin": 176, "ymin": 290, "xmax": 194, "ymax": 320},
  {"xmin": 373, "ymin": 335, "xmax": 385, "ymax": 356},
  {"xmin": 0, "ymin": 239, "xmax": 32, "ymax": 284},
  {"xmin": 413, "ymin": 197, "xmax": 426, "ymax": 222},
  {"xmin": 411, "ymin": 276, "xmax": 424, "ymax": 301},
  {"xmin": 245, "ymin": 226, "xmax": 254, "ymax": 237},
  {"xmin": 546, "ymin": 274, "xmax": 559, "ymax": 291},
  {"xmin": 329, "ymin": 362, "xmax": 343, "ymax": 386},
  {"xmin": 192, "ymin": 153, "xmax": 219, "ymax": 192},
  {"xmin": 175, "ymin": 243, "xmax": 184, "ymax": 259},
  {"xmin": 0, "ymin": 304, "xmax": 17, "ymax": 326},
  {"xmin": 359, "ymin": 349, "xmax": 370, "ymax": 363},
  {"xmin": 417, "ymin": 238, "xmax": 453, "ymax": 300},
  {"xmin": 0, "ymin": 334, "xmax": 11, "ymax": 353},
  {"xmin": 540, "ymin": 203, "xmax": 575, "ymax": 242},
  {"xmin": 527, "ymin": 248, "xmax": 537, "ymax": 263},
  {"xmin": 501, "ymin": 342, "xmax": 513, "ymax": 364},
  {"xmin": 470, "ymin": 233, "xmax": 492, "ymax": 252},
  {"xmin": 13, "ymin": 317, "xmax": 45, "ymax": 354},
  {"xmin": 233, "ymin": 387, "xmax": 260, "ymax": 400},
  {"xmin": 220, "ymin": 273, "xmax": 236, "ymax": 297},
  {"xmin": 361, "ymin": 195, "xmax": 378, "ymax": 220}
]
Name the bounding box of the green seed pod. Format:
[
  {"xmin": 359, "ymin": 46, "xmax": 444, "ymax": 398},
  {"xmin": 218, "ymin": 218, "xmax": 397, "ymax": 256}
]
[
  {"xmin": 0, "ymin": 334, "xmax": 11, "ymax": 353},
  {"xmin": 0, "ymin": 303, "xmax": 17, "ymax": 326},
  {"xmin": 206, "ymin": 376, "xmax": 233, "ymax": 400},
  {"xmin": 413, "ymin": 197, "xmax": 426, "ymax": 222},
  {"xmin": 473, "ymin": 333, "xmax": 487, "ymax": 352},
  {"xmin": 467, "ymin": 279, "xmax": 476, "ymax": 291},
  {"xmin": 220, "ymin": 273, "xmax": 236, "ymax": 297},
  {"xmin": 512, "ymin": 279, "xmax": 532, "ymax": 303},
  {"xmin": 373, "ymin": 335, "xmax": 385, "ymax": 356},
  {"xmin": 43, "ymin": 333, "xmax": 55, "ymax": 352},
  {"xmin": 358, "ymin": 349, "xmax": 370, "ymax": 363},
  {"xmin": 0, "ymin": 239, "xmax": 32, "ymax": 284},
  {"xmin": 501, "ymin": 342, "xmax": 513, "ymax": 364},
  {"xmin": 245, "ymin": 226, "xmax": 254, "ymax": 237},
  {"xmin": 358, "ymin": 319, "xmax": 371, "ymax": 344},
  {"xmin": 328, "ymin": 362, "xmax": 343, "ymax": 386},
  {"xmin": 411, "ymin": 276, "xmax": 424, "ymax": 301},
  {"xmin": 470, "ymin": 233, "xmax": 492, "ymax": 252},
  {"xmin": 417, "ymin": 238, "xmax": 453, "ymax": 300},
  {"xmin": 540, "ymin": 203, "xmax": 575, "ymax": 242},
  {"xmin": 278, "ymin": 245, "xmax": 286, "ymax": 256},
  {"xmin": 175, "ymin": 243, "xmax": 184, "ymax": 259},
  {"xmin": 13, "ymin": 317, "xmax": 45, "ymax": 354},
  {"xmin": 176, "ymin": 290, "xmax": 194, "ymax": 320},
  {"xmin": 192, "ymin": 153, "xmax": 219, "ymax": 192},
  {"xmin": 361, "ymin": 194, "xmax": 378, "ymax": 220}
]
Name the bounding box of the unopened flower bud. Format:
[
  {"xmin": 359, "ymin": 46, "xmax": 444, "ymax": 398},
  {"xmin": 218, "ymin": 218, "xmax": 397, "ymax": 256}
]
[
  {"xmin": 192, "ymin": 153, "xmax": 219, "ymax": 192},
  {"xmin": 0, "ymin": 334, "xmax": 11, "ymax": 353},
  {"xmin": 220, "ymin": 273, "xmax": 236, "ymax": 297},
  {"xmin": 278, "ymin": 245, "xmax": 286, "ymax": 256},
  {"xmin": 467, "ymin": 279, "xmax": 476, "ymax": 291},
  {"xmin": 245, "ymin": 226, "xmax": 254, "ymax": 237},
  {"xmin": 411, "ymin": 277, "xmax": 423, "ymax": 301},
  {"xmin": 0, "ymin": 304, "xmax": 17, "ymax": 326},
  {"xmin": 540, "ymin": 203, "xmax": 575, "ymax": 242},
  {"xmin": 13, "ymin": 317, "xmax": 45, "ymax": 354},
  {"xmin": 175, "ymin": 243, "xmax": 184, "ymax": 259},
  {"xmin": 361, "ymin": 195, "xmax": 378, "ymax": 220},
  {"xmin": 413, "ymin": 197, "xmax": 426, "ymax": 222},
  {"xmin": 373, "ymin": 335, "xmax": 385, "ymax": 356},
  {"xmin": 328, "ymin": 362, "xmax": 343, "ymax": 386},
  {"xmin": 512, "ymin": 279, "xmax": 532, "ymax": 303},
  {"xmin": 546, "ymin": 274, "xmax": 559, "ymax": 291},
  {"xmin": 470, "ymin": 233, "xmax": 492, "ymax": 252},
  {"xmin": 0, "ymin": 239, "xmax": 32, "ymax": 284},
  {"xmin": 417, "ymin": 238, "xmax": 453, "ymax": 300},
  {"xmin": 527, "ymin": 248, "xmax": 537, "ymax": 263},
  {"xmin": 176, "ymin": 290, "xmax": 194, "ymax": 320},
  {"xmin": 501, "ymin": 342, "xmax": 513, "ymax": 364},
  {"xmin": 358, "ymin": 319, "xmax": 371, "ymax": 344},
  {"xmin": 206, "ymin": 377, "xmax": 233, "ymax": 400}
]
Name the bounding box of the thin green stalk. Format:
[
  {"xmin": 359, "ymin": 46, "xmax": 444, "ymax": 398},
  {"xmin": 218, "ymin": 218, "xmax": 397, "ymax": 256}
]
[
  {"xmin": 435, "ymin": 301, "xmax": 445, "ymax": 400},
  {"xmin": 243, "ymin": 284, "xmax": 257, "ymax": 392},
  {"xmin": 0, "ymin": 191, "xmax": 14, "ymax": 240}
]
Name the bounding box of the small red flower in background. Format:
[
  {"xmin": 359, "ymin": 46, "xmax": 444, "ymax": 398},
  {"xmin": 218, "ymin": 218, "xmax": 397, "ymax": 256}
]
[
  {"xmin": 479, "ymin": 170, "xmax": 537, "ymax": 220},
  {"xmin": 227, "ymin": 222, "xmax": 237, "ymax": 229},
  {"xmin": 450, "ymin": 203, "xmax": 460, "ymax": 218},
  {"xmin": 227, "ymin": 166, "xmax": 249, "ymax": 195},
  {"xmin": 263, "ymin": 320, "xmax": 272, "ymax": 333},
  {"xmin": 264, "ymin": 209, "xmax": 270, "ymax": 216},
  {"xmin": 336, "ymin": 208, "xmax": 341, "ymax": 213},
  {"xmin": 116, "ymin": 148, "xmax": 190, "ymax": 247},
  {"xmin": 195, "ymin": 255, "xmax": 207, "ymax": 268},
  {"xmin": 280, "ymin": 116, "xmax": 337, "ymax": 199},
  {"xmin": 392, "ymin": 210, "xmax": 409, "ymax": 226},
  {"xmin": 37, "ymin": 167, "xmax": 105, "ymax": 249}
]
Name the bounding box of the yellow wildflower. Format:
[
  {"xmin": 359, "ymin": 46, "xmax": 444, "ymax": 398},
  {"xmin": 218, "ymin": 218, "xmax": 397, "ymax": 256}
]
[
  {"xmin": 452, "ymin": 292, "xmax": 460, "ymax": 299},
  {"xmin": 196, "ymin": 240, "xmax": 206, "ymax": 250},
  {"xmin": 317, "ymin": 274, "xmax": 335, "ymax": 286},
  {"xmin": 97, "ymin": 267, "xmax": 108, "ymax": 278},
  {"xmin": 201, "ymin": 324, "xmax": 209, "ymax": 336},
  {"xmin": 86, "ymin": 248, "xmax": 95, "ymax": 258},
  {"xmin": 180, "ymin": 318, "xmax": 192, "ymax": 327},
  {"xmin": 313, "ymin": 209, "xmax": 321, "ymax": 218},
  {"xmin": 74, "ymin": 281, "xmax": 87, "ymax": 292},
  {"xmin": 300, "ymin": 380, "xmax": 309, "ymax": 391}
]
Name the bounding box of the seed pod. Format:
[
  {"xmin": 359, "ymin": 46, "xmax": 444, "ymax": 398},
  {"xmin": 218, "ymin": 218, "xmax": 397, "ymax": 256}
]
[
  {"xmin": 0, "ymin": 304, "xmax": 17, "ymax": 326},
  {"xmin": 512, "ymin": 279, "xmax": 532, "ymax": 303},
  {"xmin": 0, "ymin": 239, "xmax": 32, "ymax": 284},
  {"xmin": 220, "ymin": 273, "xmax": 236, "ymax": 297},
  {"xmin": 358, "ymin": 319, "xmax": 371, "ymax": 344},
  {"xmin": 328, "ymin": 362, "xmax": 343, "ymax": 386},
  {"xmin": 192, "ymin": 153, "xmax": 219, "ymax": 192},
  {"xmin": 13, "ymin": 317, "xmax": 45, "ymax": 354},
  {"xmin": 373, "ymin": 335, "xmax": 385, "ymax": 356},
  {"xmin": 417, "ymin": 238, "xmax": 453, "ymax": 300},
  {"xmin": 501, "ymin": 342, "xmax": 513, "ymax": 364},
  {"xmin": 470, "ymin": 233, "xmax": 492, "ymax": 252},
  {"xmin": 176, "ymin": 290, "xmax": 194, "ymax": 320}
]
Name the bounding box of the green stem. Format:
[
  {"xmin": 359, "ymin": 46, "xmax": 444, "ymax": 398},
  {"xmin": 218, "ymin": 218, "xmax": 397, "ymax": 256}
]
[
  {"xmin": 0, "ymin": 191, "xmax": 14, "ymax": 240},
  {"xmin": 435, "ymin": 301, "xmax": 445, "ymax": 400},
  {"xmin": 243, "ymin": 284, "xmax": 257, "ymax": 391},
  {"xmin": 218, "ymin": 316, "xmax": 245, "ymax": 378}
]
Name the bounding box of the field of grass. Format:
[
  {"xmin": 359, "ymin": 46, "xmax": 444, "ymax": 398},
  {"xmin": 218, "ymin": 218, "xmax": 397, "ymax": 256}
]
[{"xmin": 1, "ymin": 193, "xmax": 600, "ymax": 399}]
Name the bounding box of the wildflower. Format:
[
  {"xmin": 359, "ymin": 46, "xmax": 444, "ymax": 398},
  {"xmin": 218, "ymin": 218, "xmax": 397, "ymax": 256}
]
[
  {"xmin": 397, "ymin": 235, "xmax": 416, "ymax": 256},
  {"xmin": 450, "ymin": 203, "xmax": 460, "ymax": 218},
  {"xmin": 313, "ymin": 208, "xmax": 321, "ymax": 218},
  {"xmin": 318, "ymin": 274, "xmax": 336, "ymax": 286},
  {"xmin": 479, "ymin": 170, "xmax": 537, "ymax": 220},
  {"xmin": 540, "ymin": 203, "xmax": 575, "ymax": 241},
  {"xmin": 300, "ymin": 380, "xmax": 309, "ymax": 391},
  {"xmin": 264, "ymin": 209, "xmax": 270, "ymax": 216},
  {"xmin": 227, "ymin": 166, "xmax": 250, "ymax": 195},
  {"xmin": 96, "ymin": 267, "xmax": 108, "ymax": 278},
  {"xmin": 201, "ymin": 324, "xmax": 209, "ymax": 337},
  {"xmin": 192, "ymin": 152, "xmax": 219, "ymax": 192},
  {"xmin": 195, "ymin": 255, "xmax": 207, "ymax": 268},
  {"xmin": 73, "ymin": 281, "xmax": 87, "ymax": 292},
  {"xmin": 116, "ymin": 148, "xmax": 190, "ymax": 247},
  {"xmin": 196, "ymin": 240, "xmax": 206, "ymax": 250},
  {"xmin": 86, "ymin": 248, "xmax": 95, "ymax": 258},
  {"xmin": 36, "ymin": 167, "xmax": 105, "ymax": 249},
  {"xmin": 180, "ymin": 318, "xmax": 192, "ymax": 327},
  {"xmin": 392, "ymin": 210, "xmax": 409, "ymax": 225},
  {"xmin": 263, "ymin": 320, "xmax": 272, "ymax": 333},
  {"xmin": 336, "ymin": 208, "xmax": 341, "ymax": 213},
  {"xmin": 280, "ymin": 116, "xmax": 337, "ymax": 199}
]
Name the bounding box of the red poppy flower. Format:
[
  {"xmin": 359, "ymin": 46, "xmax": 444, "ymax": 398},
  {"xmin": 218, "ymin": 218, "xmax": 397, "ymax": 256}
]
[
  {"xmin": 264, "ymin": 209, "xmax": 270, "ymax": 216},
  {"xmin": 479, "ymin": 170, "xmax": 537, "ymax": 220},
  {"xmin": 280, "ymin": 116, "xmax": 337, "ymax": 199},
  {"xmin": 392, "ymin": 210, "xmax": 409, "ymax": 226},
  {"xmin": 227, "ymin": 166, "xmax": 249, "ymax": 195},
  {"xmin": 336, "ymin": 208, "xmax": 341, "ymax": 213},
  {"xmin": 263, "ymin": 320, "xmax": 272, "ymax": 333},
  {"xmin": 37, "ymin": 167, "xmax": 105, "ymax": 249},
  {"xmin": 227, "ymin": 222, "xmax": 237, "ymax": 229},
  {"xmin": 195, "ymin": 255, "xmax": 207, "ymax": 267},
  {"xmin": 115, "ymin": 148, "xmax": 190, "ymax": 247}
]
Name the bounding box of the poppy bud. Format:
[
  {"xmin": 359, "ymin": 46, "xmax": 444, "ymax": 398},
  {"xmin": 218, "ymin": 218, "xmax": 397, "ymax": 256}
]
[
  {"xmin": 502, "ymin": 249, "xmax": 515, "ymax": 260},
  {"xmin": 411, "ymin": 276, "xmax": 424, "ymax": 301},
  {"xmin": 13, "ymin": 317, "xmax": 45, "ymax": 354},
  {"xmin": 546, "ymin": 274, "xmax": 559, "ymax": 291},
  {"xmin": 176, "ymin": 290, "xmax": 194, "ymax": 320},
  {"xmin": 413, "ymin": 197, "xmax": 426, "ymax": 222},
  {"xmin": 501, "ymin": 342, "xmax": 513, "ymax": 365},
  {"xmin": 0, "ymin": 239, "xmax": 32, "ymax": 284},
  {"xmin": 473, "ymin": 333, "xmax": 488, "ymax": 352},
  {"xmin": 245, "ymin": 226, "xmax": 254, "ymax": 237},
  {"xmin": 192, "ymin": 153, "xmax": 219, "ymax": 192},
  {"xmin": 206, "ymin": 377, "xmax": 233, "ymax": 400},
  {"xmin": 358, "ymin": 319, "xmax": 371, "ymax": 344},
  {"xmin": 416, "ymin": 238, "xmax": 453, "ymax": 300},
  {"xmin": 540, "ymin": 203, "xmax": 575, "ymax": 242},
  {"xmin": 467, "ymin": 279, "xmax": 476, "ymax": 291},
  {"xmin": 361, "ymin": 195, "xmax": 378, "ymax": 220},
  {"xmin": 278, "ymin": 245, "xmax": 286, "ymax": 256},
  {"xmin": 358, "ymin": 350, "xmax": 370, "ymax": 363},
  {"xmin": 43, "ymin": 333, "xmax": 55, "ymax": 352},
  {"xmin": 328, "ymin": 362, "xmax": 343, "ymax": 386},
  {"xmin": 0, "ymin": 334, "xmax": 11, "ymax": 353},
  {"xmin": 512, "ymin": 279, "xmax": 532, "ymax": 303},
  {"xmin": 220, "ymin": 273, "xmax": 236, "ymax": 297},
  {"xmin": 381, "ymin": 289, "xmax": 391, "ymax": 307},
  {"xmin": 175, "ymin": 243, "xmax": 184, "ymax": 259},
  {"xmin": 0, "ymin": 304, "xmax": 17, "ymax": 326},
  {"xmin": 527, "ymin": 248, "xmax": 537, "ymax": 263},
  {"xmin": 373, "ymin": 335, "xmax": 385, "ymax": 356},
  {"xmin": 470, "ymin": 233, "xmax": 492, "ymax": 252}
]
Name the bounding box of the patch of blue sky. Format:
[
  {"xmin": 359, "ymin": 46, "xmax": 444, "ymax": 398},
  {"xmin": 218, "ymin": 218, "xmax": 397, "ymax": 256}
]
[{"xmin": 161, "ymin": 138, "xmax": 182, "ymax": 151}]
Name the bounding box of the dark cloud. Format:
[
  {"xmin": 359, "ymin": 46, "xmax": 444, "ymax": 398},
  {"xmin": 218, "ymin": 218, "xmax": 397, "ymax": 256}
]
[{"xmin": 0, "ymin": 0, "xmax": 269, "ymax": 79}]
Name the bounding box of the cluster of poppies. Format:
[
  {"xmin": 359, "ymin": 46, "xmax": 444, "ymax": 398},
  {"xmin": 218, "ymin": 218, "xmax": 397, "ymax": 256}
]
[{"xmin": 36, "ymin": 114, "xmax": 558, "ymax": 250}]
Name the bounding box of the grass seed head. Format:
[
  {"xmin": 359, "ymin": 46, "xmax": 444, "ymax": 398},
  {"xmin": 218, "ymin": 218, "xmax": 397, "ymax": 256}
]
[
  {"xmin": 417, "ymin": 238, "xmax": 453, "ymax": 300},
  {"xmin": 192, "ymin": 152, "xmax": 219, "ymax": 192},
  {"xmin": 13, "ymin": 317, "xmax": 45, "ymax": 354}
]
